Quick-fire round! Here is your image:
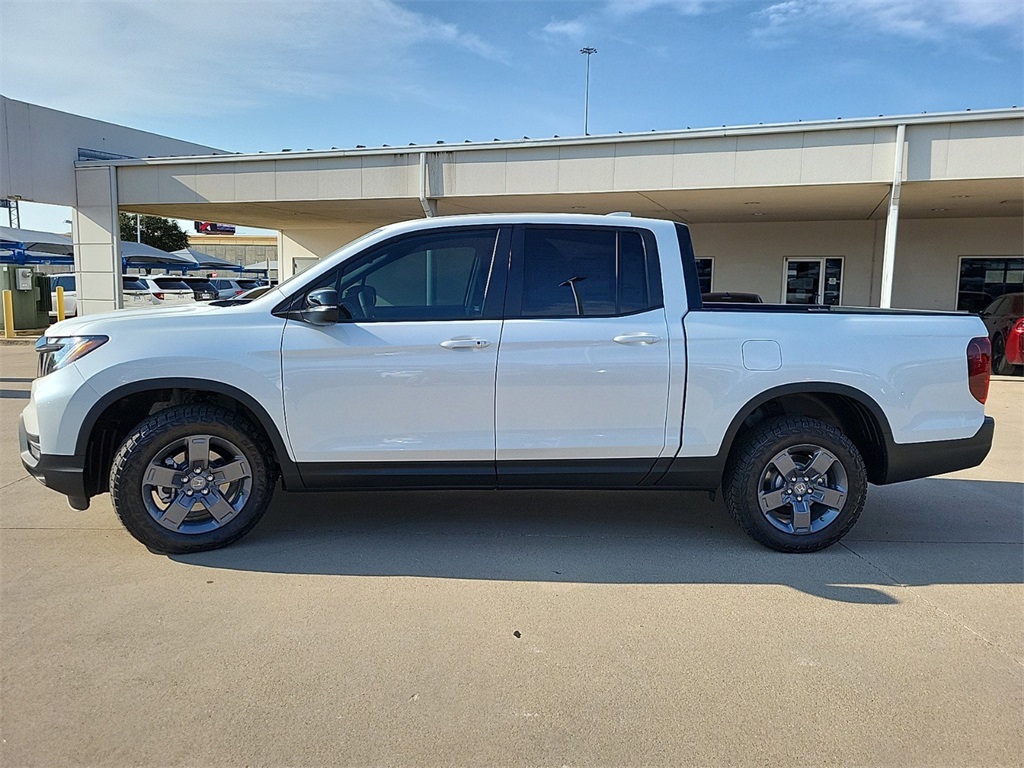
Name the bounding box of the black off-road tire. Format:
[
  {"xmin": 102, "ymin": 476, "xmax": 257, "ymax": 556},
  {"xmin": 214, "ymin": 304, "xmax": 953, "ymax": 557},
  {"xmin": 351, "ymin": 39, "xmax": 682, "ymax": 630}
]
[
  {"xmin": 723, "ymin": 416, "xmax": 867, "ymax": 553},
  {"xmin": 109, "ymin": 405, "xmax": 277, "ymax": 554}
]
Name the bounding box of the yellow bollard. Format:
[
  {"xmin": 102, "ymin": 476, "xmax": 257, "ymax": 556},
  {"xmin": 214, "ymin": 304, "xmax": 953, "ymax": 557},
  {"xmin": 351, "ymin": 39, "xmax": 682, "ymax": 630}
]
[
  {"xmin": 56, "ymin": 286, "xmax": 66, "ymax": 322},
  {"xmin": 2, "ymin": 289, "xmax": 14, "ymax": 339}
]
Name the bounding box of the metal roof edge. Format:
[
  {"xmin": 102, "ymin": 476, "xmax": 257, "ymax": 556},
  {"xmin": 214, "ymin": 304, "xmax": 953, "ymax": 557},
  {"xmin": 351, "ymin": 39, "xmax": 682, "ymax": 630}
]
[{"xmin": 78, "ymin": 107, "xmax": 1023, "ymax": 168}]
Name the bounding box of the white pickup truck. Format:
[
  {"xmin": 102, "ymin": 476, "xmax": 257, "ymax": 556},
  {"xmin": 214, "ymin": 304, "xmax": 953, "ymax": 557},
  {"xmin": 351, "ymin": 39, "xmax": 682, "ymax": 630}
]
[{"xmin": 20, "ymin": 213, "xmax": 994, "ymax": 554}]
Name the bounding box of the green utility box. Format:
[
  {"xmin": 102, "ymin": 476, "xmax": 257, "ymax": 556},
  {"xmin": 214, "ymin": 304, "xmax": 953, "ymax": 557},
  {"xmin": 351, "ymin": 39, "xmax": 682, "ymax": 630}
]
[{"xmin": 0, "ymin": 266, "xmax": 52, "ymax": 332}]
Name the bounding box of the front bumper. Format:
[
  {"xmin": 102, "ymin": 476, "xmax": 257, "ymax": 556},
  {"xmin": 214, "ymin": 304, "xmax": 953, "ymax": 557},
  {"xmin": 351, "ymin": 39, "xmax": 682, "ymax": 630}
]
[
  {"xmin": 882, "ymin": 416, "xmax": 995, "ymax": 484},
  {"xmin": 19, "ymin": 415, "xmax": 89, "ymax": 507}
]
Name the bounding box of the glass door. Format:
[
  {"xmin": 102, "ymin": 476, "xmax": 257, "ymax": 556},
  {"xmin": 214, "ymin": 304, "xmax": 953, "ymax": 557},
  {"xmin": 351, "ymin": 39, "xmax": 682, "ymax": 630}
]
[{"xmin": 784, "ymin": 258, "xmax": 843, "ymax": 305}]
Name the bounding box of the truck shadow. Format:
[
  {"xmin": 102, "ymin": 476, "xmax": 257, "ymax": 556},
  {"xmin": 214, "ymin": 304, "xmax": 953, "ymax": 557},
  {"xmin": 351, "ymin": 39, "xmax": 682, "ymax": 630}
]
[{"xmin": 172, "ymin": 477, "xmax": 1023, "ymax": 605}]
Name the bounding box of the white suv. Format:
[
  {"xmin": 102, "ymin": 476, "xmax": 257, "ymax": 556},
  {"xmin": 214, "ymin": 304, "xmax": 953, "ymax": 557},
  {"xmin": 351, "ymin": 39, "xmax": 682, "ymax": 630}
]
[
  {"xmin": 134, "ymin": 276, "xmax": 196, "ymax": 307},
  {"xmin": 49, "ymin": 273, "xmax": 160, "ymax": 317}
]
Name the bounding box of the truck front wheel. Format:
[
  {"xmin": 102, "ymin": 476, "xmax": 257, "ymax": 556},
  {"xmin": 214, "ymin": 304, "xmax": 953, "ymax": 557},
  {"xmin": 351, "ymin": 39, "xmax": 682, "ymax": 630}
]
[
  {"xmin": 109, "ymin": 405, "xmax": 276, "ymax": 554},
  {"xmin": 724, "ymin": 416, "xmax": 867, "ymax": 552}
]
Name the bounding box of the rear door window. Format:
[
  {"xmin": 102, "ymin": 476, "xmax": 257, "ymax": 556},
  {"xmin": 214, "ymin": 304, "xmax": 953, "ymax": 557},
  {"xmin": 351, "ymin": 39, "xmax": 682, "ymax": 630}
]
[
  {"xmin": 508, "ymin": 226, "xmax": 662, "ymax": 318},
  {"xmin": 122, "ymin": 277, "xmax": 148, "ymax": 291}
]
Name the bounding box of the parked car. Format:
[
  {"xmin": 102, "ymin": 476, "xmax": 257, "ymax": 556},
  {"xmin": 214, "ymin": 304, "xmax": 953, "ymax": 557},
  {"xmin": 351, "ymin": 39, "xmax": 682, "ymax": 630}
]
[
  {"xmin": 235, "ymin": 285, "xmax": 274, "ymax": 301},
  {"xmin": 48, "ymin": 274, "xmax": 77, "ymax": 317},
  {"xmin": 177, "ymin": 276, "xmax": 220, "ymax": 302},
  {"xmin": 48, "ymin": 273, "xmax": 159, "ymax": 317},
  {"xmin": 23, "ymin": 214, "xmax": 993, "ymax": 555},
  {"xmin": 209, "ymin": 278, "xmax": 265, "ymax": 299},
  {"xmin": 980, "ymin": 292, "xmax": 1023, "ymax": 375},
  {"xmin": 133, "ymin": 276, "xmax": 196, "ymax": 307},
  {"xmin": 702, "ymin": 292, "xmax": 764, "ymax": 303}
]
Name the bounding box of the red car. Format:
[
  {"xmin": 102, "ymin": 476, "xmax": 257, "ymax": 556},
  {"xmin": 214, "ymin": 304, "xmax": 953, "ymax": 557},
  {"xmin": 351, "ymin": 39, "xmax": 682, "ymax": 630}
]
[{"xmin": 980, "ymin": 293, "xmax": 1023, "ymax": 375}]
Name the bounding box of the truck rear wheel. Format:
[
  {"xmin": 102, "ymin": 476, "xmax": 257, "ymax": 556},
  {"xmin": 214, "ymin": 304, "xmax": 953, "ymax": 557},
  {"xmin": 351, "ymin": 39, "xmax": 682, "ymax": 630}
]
[
  {"xmin": 109, "ymin": 405, "xmax": 276, "ymax": 554},
  {"xmin": 724, "ymin": 416, "xmax": 867, "ymax": 552}
]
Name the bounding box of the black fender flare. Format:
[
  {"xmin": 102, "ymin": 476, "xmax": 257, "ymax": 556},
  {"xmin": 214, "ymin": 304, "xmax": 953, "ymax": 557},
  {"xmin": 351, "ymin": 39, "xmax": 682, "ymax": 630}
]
[
  {"xmin": 718, "ymin": 381, "xmax": 895, "ymax": 458},
  {"xmin": 77, "ymin": 377, "xmax": 303, "ymax": 490},
  {"xmin": 656, "ymin": 382, "xmax": 895, "ymax": 489}
]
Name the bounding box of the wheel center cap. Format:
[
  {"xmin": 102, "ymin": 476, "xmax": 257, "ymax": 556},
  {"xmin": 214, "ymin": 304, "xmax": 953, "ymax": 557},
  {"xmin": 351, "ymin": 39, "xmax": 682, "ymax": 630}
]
[
  {"xmin": 190, "ymin": 476, "xmax": 207, "ymax": 491},
  {"xmin": 793, "ymin": 482, "xmax": 808, "ymax": 495}
]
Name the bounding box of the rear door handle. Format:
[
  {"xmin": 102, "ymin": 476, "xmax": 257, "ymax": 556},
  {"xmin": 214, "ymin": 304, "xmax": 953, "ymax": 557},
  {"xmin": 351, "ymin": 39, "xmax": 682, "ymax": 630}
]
[
  {"xmin": 440, "ymin": 338, "xmax": 491, "ymax": 349},
  {"xmin": 613, "ymin": 333, "xmax": 662, "ymax": 345}
]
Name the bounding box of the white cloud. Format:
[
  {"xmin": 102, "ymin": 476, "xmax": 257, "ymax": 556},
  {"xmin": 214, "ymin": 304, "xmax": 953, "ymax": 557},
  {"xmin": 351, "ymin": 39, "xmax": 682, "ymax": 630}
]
[
  {"xmin": 754, "ymin": 0, "xmax": 1023, "ymax": 41},
  {"xmin": 541, "ymin": 0, "xmax": 711, "ymax": 42},
  {"xmin": 0, "ymin": 0, "xmax": 505, "ymax": 122},
  {"xmin": 604, "ymin": 0, "xmax": 709, "ymax": 17},
  {"xmin": 542, "ymin": 18, "xmax": 590, "ymax": 40}
]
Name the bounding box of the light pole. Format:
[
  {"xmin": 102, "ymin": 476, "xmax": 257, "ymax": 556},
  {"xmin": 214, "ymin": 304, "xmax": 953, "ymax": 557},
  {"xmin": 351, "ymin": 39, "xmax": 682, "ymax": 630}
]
[{"xmin": 580, "ymin": 46, "xmax": 597, "ymax": 136}]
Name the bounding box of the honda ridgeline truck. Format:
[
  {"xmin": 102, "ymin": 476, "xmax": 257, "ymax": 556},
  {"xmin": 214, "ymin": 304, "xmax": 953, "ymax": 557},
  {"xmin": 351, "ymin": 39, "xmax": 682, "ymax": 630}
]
[{"xmin": 20, "ymin": 214, "xmax": 995, "ymax": 554}]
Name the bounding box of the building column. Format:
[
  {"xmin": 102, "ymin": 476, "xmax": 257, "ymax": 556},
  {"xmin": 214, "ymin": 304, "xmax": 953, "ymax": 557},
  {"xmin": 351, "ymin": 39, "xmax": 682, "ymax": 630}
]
[
  {"xmin": 279, "ymin": 224, "xmax": 383, "ymax": 282},
  {"xmin": 73, "ymin": 165, "xmax": 122, "ymax": 315},
  {"xmin": 879, "ymin": 124, "xmax": 906, "ymax": 309}
]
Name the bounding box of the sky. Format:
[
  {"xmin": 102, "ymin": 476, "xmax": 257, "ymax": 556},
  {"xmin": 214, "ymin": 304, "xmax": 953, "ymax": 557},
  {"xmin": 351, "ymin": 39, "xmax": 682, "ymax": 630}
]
[{"xmin": 2, "ymin": 0, "xmax": 1022, "ymax": 234}]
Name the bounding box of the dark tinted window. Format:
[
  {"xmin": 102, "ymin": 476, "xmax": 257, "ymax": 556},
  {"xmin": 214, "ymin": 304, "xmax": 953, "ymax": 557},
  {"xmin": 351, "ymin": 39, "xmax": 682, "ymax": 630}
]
[
  {"xmin": 958, "ymin": 257, "xmax": 1024, "ymax": 312},
  {"xmin": 518, "ymin": 227, "xmax": 659, "ymax": 317},
  {"xmin": 52, "ymin": 276, "xmax": 75, "ymax": 291},
  {"xmin": 122, "ymin": 277, "xmax": 147, "ymax": 291},
  {"xmin": 334, "ymin": 228, "xmax": 499, "ymax": 321},
  {"xmin": 185, "ymin": 279, "xmax": 217, "ymax": 292},
  {"xmin": 236, "ymin": 280, "xmax": 263, "ymax": 289},
  {"xmin": 694, "ymin": 258, "xmax": 713, "ymax": 293},
  {"xmin": 152, "ymin": 278, "xmax": 190, "ymax": 290}
]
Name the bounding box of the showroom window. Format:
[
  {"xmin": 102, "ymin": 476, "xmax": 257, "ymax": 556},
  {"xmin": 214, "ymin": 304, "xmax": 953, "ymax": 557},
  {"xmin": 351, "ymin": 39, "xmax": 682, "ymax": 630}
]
[
  {"xmin": 694, "ymin": 258, "xmax": 713, "ymax": 293},
  {"xmin": 957, "ymin": 257, "xmax": 1024, "ymax": 313}
]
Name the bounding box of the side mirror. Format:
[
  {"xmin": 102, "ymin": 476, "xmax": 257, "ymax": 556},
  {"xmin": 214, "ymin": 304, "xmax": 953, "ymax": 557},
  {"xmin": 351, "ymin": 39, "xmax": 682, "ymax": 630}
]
[{"xmin": 301, "ymin": 288, "xmax": 349, "ymax": 325}]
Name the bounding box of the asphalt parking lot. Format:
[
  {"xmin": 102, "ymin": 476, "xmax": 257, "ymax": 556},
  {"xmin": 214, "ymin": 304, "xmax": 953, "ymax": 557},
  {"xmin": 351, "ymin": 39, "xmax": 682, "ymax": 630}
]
[{"xmin": 1, "ymin": 341, "xmax": 1021, "ymax": 767}]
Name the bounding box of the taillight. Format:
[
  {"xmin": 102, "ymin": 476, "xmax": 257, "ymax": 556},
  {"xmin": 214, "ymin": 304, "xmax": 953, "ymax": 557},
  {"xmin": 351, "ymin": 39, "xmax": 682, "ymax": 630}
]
[
  {"xmin": 1008, "ymin": 319, "xmax": 1024, "ymax": 365},
  {"xmin": 154, "ymin": 292, "xmax": 165, "ymax": 300},
  {"xmin": 966, "ymin": 336, "xmax": 990, "ymax": 404},
  {"xmin": 234, "ymin": 290, "xmax": 244, "ymax": 296}
]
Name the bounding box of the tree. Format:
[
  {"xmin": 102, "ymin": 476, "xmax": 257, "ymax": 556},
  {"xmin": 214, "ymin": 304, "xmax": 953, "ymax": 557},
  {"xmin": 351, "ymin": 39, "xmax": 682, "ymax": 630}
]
[{"xmin": 119, "ymin": 213, "xmax": 189, "ymax": 253}]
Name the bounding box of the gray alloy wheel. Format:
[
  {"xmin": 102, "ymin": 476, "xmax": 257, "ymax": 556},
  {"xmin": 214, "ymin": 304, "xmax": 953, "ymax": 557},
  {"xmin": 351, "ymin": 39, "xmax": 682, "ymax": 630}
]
[
  {"xmin": 142, "ymin": 434, "xmax": 254, "ymax": 535},
  {"xmin": 756, "ymin": 443, "xmax": 849, "ymax": 535},
  {"xmin": 724, "ymin": 415, "xmax": 867, "ymax": 552},
  {"xmin": 109, "ymin": 405, "xmax": 276, "ymax": 554}
]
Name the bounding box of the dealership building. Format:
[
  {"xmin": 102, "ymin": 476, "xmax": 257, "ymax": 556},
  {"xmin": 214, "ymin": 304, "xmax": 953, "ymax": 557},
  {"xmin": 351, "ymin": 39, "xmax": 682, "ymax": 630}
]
[{"xmin": 1, "ymin": 96, "xmax": 1021, "ymax": 315}]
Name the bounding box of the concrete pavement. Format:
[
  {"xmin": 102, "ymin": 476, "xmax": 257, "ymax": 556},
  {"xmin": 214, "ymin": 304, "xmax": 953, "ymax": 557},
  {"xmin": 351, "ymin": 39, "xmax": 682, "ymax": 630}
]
[{"xmin": 1, "ymin": 343, "xmax": 1021, "ymax": 766}]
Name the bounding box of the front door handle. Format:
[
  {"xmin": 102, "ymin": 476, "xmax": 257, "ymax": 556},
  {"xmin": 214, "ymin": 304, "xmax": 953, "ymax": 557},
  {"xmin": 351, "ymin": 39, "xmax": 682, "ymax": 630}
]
[
  {"xmin": 440, "ymin": 338, "xmax": 491, "ymax": 349},
  {"xmin": 613, "ymin": 333, "xmax": 662, "ymax": 345}
]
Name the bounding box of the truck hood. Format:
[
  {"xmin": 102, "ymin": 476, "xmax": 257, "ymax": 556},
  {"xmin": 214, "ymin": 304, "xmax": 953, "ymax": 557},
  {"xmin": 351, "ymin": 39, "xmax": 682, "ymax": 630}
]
[{"xmin": 44, "ymin": 302, "xmax": 234, "ymax": 337}]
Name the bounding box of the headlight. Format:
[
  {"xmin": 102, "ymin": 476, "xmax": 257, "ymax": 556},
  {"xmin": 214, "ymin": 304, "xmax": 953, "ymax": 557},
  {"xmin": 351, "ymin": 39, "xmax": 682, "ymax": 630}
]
[{"xmin": 35, "ymin": 336, "xmax": 108, "ymax": 377}]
